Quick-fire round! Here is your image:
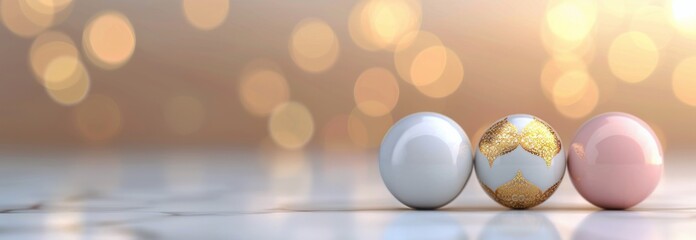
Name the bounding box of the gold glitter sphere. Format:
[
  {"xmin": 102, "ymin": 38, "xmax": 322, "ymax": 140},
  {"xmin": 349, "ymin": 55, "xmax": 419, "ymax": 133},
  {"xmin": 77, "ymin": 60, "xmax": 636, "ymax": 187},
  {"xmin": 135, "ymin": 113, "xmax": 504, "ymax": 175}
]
[{"xmin": 474, "ymin": 114, "xmax": 566, "ymax": 209}]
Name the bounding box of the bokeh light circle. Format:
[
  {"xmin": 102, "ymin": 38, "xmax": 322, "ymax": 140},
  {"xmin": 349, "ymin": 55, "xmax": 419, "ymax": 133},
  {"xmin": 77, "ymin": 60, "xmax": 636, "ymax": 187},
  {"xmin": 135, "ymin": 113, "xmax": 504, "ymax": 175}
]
[
  {"xmin": 545, "ymin": 0, "xmax": 597, "ymax": 42},
  {"xmin": 269, "ymin": 102, "xmax": 314, "ymax": 149},
  {"xmin": 410, "ymin": 46, "xmax": 447, "ymax": 87},
  {"xmin": 42, "ymin": 56, "xmax": 81, "ymax": 90},
  {"xmin": 672, "ymin": 57, "xmax": 696, "ymax": 107},
  {"xmin": 630, "ymin": 6, "xmax": 674, "ymax": 49},
  {"xmin": 182, "ymin": 0, "xmax": 229, "ymax": 30},
  {"xmin": 0, "ymin": 0, "xmax": 73, "ymax": 38},
  {"xmin": 27, "ymin": 0, "xmax": 73, "ymax": 12},
  {"xmin": 29, "ymin": 31, "xmax": 81, "ymax": 89},
  {"xmin": 607, "ymin": 31, "xmax": 659, "ymax": 83},
  {"xmin": 540, "ymin": 23, "xmax": 596, "ymax": 64},
  {"xmin": 394, "ymin": 31, "xmax": 443, "ymax": 85},
  {"xmin": 552, "ymin": 70, "xmax": 591, "ymax": 106},
  {"xmin": 239, "ymin": 67, "xmax": 290, "ymax": 117},
  {"xmin": 290, "ymin": 18, "xmax": 339, "ymax": 73},
  {"xmin": 412, "ymin": 47, "xmax": 465, "ymax": 98},
  {"xmin": 670, "ymin": 0, "xmax": 696, "ymax": 39},
  {"xmin": 552, "ymin": 70, "xmax": 599, "ymax": 119},
  {"xmin": 46, "ymin": 65, "xmax": 90, "ymax": 106},
  {"xmin": 348, "ymin": 0, "xmax": 421, "ymax": 51},
  {"xmin": 83, "ymin": 11, "xmax": 136, "ymax": 69},
  {"xmin": 542, "ymin": 0, "xmax": 597, "ymax": 65},
  {"xmin": 354, "ymin": 67, "xmax": 400, "ymax": 117},
  {"xmin": 540, "ymin": 56, "xmax": 587, "ymax": 101}
]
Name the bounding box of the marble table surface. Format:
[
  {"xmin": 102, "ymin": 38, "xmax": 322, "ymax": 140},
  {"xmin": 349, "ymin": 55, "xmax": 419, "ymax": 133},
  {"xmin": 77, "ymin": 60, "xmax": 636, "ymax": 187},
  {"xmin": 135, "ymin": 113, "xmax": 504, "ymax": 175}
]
[{"xmin": 0, "ymin": 148, "xmax": 694, "ymax": 239}]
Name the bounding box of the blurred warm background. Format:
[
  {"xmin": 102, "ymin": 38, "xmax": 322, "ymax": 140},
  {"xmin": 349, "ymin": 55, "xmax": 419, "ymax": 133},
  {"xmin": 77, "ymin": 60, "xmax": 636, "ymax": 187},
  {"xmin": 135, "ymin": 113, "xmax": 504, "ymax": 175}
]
[{"xmin": 1, "ymin": 0, "xmax": 695, "ymax": 152}]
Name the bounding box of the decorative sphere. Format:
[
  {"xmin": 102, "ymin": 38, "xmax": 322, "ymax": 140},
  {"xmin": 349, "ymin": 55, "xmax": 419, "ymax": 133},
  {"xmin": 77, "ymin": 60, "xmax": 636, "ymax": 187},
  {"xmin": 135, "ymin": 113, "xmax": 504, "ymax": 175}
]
[
  {"xmin": 379, "ymin": 112, "xmax": 473, "ymax": 209},
  {"xmin": 568, "ymin": 112, "xmax": 663, "ymax": 209},
  {"xmin": 474, "ymin": 114, "xmax": 566, "ymax": 209}
]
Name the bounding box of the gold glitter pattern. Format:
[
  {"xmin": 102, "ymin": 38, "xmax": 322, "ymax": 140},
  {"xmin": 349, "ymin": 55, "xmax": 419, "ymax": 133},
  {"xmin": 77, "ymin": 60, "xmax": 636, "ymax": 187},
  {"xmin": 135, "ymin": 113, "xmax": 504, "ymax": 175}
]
[
  {"xmin": 479, "ymin": 119, "xmax": 519, "ymax": 167},
  {"xmin": 481, "ymin": 170, "xmax": 562, "ymax": 209},
  {"xmin": 478, "ymin": 117, "xmax": 562, "ymax": 167},
  {"xmin": 519, "ymin": 119, "xmax": 562, "ymax": 167}
]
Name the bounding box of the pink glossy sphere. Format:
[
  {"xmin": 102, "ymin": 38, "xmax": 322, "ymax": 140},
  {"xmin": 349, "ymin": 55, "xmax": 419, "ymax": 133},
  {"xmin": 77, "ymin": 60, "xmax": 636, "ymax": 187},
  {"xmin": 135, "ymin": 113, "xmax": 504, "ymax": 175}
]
[{"xmin": 568, "ymin": 112, "xmax": 663, "ymax": 209}]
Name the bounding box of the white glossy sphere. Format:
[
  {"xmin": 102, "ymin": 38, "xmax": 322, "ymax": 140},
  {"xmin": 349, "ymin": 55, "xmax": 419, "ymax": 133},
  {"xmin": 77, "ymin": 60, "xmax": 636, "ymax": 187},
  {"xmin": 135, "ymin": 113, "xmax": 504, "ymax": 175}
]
[
  {"xmin": 379, "ymin": 112, "xmax": 473, "ymax": 209},
  {"xmin": 474, "ymin": 114, "xmax": 566, "ymax": 209}
]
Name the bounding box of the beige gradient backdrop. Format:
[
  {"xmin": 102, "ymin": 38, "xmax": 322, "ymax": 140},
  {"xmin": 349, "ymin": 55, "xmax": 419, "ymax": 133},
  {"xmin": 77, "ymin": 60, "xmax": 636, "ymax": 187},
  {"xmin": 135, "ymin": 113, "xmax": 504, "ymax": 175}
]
[{"xmin": 1, "ymin": 0, "xmax": 695, "ymax": 151}]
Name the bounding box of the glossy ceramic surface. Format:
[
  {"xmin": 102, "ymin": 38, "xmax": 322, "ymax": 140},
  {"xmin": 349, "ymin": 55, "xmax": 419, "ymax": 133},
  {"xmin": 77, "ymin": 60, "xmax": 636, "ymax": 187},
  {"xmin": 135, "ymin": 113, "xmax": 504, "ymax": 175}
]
[
  {"xmin": 474, "ymin": 114, "xmax": 566, "ymax": 209},
  {"xmin": 379, "ymin": 112, "xmax": 473, "ymax": 209},
  {"xmin": 568, "ymin": 112, "xmax": 663, "ymax": 209}
]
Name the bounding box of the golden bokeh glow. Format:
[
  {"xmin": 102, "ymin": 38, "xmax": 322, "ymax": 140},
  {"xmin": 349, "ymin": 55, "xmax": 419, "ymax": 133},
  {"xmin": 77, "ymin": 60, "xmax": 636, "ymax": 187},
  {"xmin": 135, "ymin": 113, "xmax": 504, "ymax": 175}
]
[
  {"xmin": 410, "ymin": 46, "xmax": 447, "ymax": 87},
  {"xmin": 552, "ymin": 70, "xmax": 599, "ymax": 119},
  {"xmin": 671, "ymin": 0, "xmax": 696, "ymax": 39},
  {"xmin": 239, "ymin": 68, "xmax": 290, "ymax": 117},
  {"xmin": 42, "ymin": 56, "xmax": 81, "ymax": 90},
  {"xmin": 552, "ymin": 70, "xmax": 590, "ymax": 106},
  {"xmin": 29, "ymin": 31, "xmax": 80, "ymax": 88},
  {"xmin": 348, "ymin": 0, "xmax": 377, "ymax": 51},
  {"xmin": 83, "ymin": 12, "xmax": 136, "ymax": 69},
  {"xmin": 74, "ymin": 94, "xmax": 122, "ymax": 142},
  {"xmin": 596, "ymin": 0, "xmax": 642, "ymax": 32},
  {"xmin": 542, "ymin": 0, "xmax": 597, "ymax": 63},
  {"xmin": 269, "ymin": 102, "xmax": 314, "ymax": 149},
  {"xmin": 541, "ymin": 26, "xmax": 596, "ymax": 62},
  {"xmin": 30, "ymin": 31, "xmax": 90, "ymax": 105},
  {"xmin": 349, "ymin": 0, "xmax": 421, "ymax": 51},
  {"xmin": 672, "ymin": 57, "xmax": 696, "ymax": 107},
  {"xmin": 630, "ymin": 6, "xmax": 674, "ymax": 49},
  {"xmin": 1, "ymin": 0, "xmax": 695, "ymax": 149},
  {"xmin": 546, "ymin": 0, "xmax": 597, "ymax": 42},
  {"xmin": 29, "ymin": 0, "xmax": 73, "ymax": 11},
  {"xmin": 370, "ymin": 0, "xmax": 419, "ymax": 45},
  {"xmin": 290, "ymin": 18, "xmax": 339, "ymax": 73},
  {"xmin": 46, "ymin": 65, "xmax": 90, "ymax": 106},
  {"xmin": 1, "ymin": 0, "xmax": 72, "ymax": 37},
  {"xmin": 413, "ymin": 47, "xmax": 464, "ymax": 98},
  {"xmin": 353, "ymin": 67, "xmax": 400, "ymax": 117},
  {"xmin": 182, "ymin": 0, "xmax": 229, "ymax": 30},
  {"xmin": 599, "ymin": 0, "xmax": 626, "ymax": 19},
  {"xmin": 540, "ymin": 56, "xmax": 587, "ymax": 101},
  {"xmin": 608, "ymin": 31, "xmax": 659, "ymax": 83},
  {"xmin": 164, "ymin": 95, "xmax": 206, "ymax": 135},
  {"xmin": 16, "ymin": 0, "xmax": 53, "ymax": 27},
  {"xmin": 394, "ymin": 31, "xmax": 443, "ymax": 85}
]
